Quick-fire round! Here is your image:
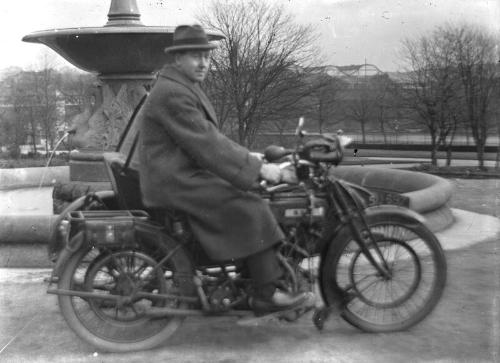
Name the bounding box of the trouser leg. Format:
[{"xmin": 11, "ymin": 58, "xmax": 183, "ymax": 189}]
[{"xmin": 245, "ymin": 246, "xmax": 283, "ymax": 299}]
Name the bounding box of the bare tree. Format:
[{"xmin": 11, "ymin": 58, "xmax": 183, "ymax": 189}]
[
  {"xmin": 25, "ymin": 50, "xmax": 60, "ymax": 153},
  {"xmin": 400, "ymin": 23, "xmax": 498, "ymax": 167},
  {"xmin": 0, "ymin": 64, "xmax": 97, "ymax": 157},
  {"xmin": 198, "ymin": 0, "xmax": 321, "ymax": 147},
  {"xmin": 400, "ymin": 28, "xmax": 460, "ymax": 165},
  {"xmin": 2, "ymin": 74, "xmax": 30, "ymax": 157},
  {"xmin": 203, "ymin": 70, "xmax": 234, "ymax": 136},
  {"xmin": 373, "ymin": 74, "xmax": 399, "ymax": 144},
  {"xmin": 445, "ymin": 24, "xmax": 498, "ymax": 169},
  {"xmin": 340, "ymin": 79, "xmax": 374, "ymax": 144},
  {"xmin": 308, "ymin": 72, "xmax": 344, "ymax": 133},
  {"xmin": 36, "ymin": 69, "xmax": 58, "ymax": 152}
]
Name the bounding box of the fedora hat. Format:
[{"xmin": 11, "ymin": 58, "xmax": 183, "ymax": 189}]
[{"xmin": 164, "ymin": 24, "xmax": 218, "ymax": 53}]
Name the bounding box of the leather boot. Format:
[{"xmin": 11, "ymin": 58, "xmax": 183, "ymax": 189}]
[{"xmin": 249, "ymin": 288, "xmax": 309, "ymax": 315}]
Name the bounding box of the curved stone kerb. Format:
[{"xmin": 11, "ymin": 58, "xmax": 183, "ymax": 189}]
[
  {"xmin": 0, "ymin": 166, "xmax": 69, "ymax": 190},
  {"xmin": 331, "ymin": 166, "xmax": 454, "ymax": 214}
]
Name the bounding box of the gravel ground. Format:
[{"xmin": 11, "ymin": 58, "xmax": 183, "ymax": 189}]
[{"xmin": 447, "ymin": 178, "xmax": 500, "ymax": 217}]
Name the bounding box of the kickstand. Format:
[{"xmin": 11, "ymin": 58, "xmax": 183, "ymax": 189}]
[{"xmin": 312, "ymin": 306, "xmax": 337, "ymax": 331}]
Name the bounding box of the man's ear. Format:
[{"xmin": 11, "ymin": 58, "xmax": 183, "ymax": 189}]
[
  {"xmin": 173, "ymin": 52, "xmax": 181, "ymax": 66},
  {"xmin": 165, "ymin": 52, "xmax": 176, "ymax": 65}
]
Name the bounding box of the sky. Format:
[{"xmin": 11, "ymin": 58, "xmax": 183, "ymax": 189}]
[{"xmin": 1, "ymin": 0, "xmax": 499, "ymax": 72}]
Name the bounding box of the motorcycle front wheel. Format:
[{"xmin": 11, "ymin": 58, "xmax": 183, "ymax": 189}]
[
  {"xmin": 321, "ymin": 212, "xmax": 447, "ymax": 332},
  {"xmin": 57, "ymin": 231, "xmax": 194, "ymax": 352}
]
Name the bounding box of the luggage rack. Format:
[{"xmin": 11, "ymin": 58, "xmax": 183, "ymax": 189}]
[
  {"xmin": 68, "ymin": 209, "xmax": 149, "ymax": 221},
  {"xmin": 68, "ymin": 210, "xmax": 150, "ymax": 247}
]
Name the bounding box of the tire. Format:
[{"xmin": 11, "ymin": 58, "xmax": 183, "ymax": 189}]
[
  {"xmin": 320, "ymin": 212, "xmax": 447, "ymax": 332},
  {"xmin": 57, "ymin": 230, "xmax": 194, "ymax": 352}
]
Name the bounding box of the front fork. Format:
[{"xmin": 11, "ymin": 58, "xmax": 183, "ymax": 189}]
[
  {"xmin": 329, "ymin": 180, "xmax": 391, "ymax": 279},
  {"xmin": 313, "ymin": 181, "xmax": 394, "ymax": 331}
]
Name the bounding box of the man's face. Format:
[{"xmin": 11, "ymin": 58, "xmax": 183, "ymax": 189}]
[{"xmin": 175, "ymin": 50, "xmax": 211, "ymax": 83}]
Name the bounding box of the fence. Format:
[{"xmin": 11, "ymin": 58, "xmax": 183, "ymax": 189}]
[
  {"xmin": 252, "ymin": 132, "xmax": 499, "ymax": 152},
  {"xmin": 256, "ymin": 132, "xmax": 499, "ymax": 147},
  {"xmin": 346, "ymin": 133, "xmax": 499, "ymax": 146}
]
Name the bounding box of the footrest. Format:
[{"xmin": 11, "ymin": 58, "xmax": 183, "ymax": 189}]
[{"xmin": 237, "ymin": 292, "xmax": 315, "ymax": 326}]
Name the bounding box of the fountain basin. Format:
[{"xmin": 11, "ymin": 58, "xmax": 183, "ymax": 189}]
[
  {"xmin": 332, "ymin": 166, "xmax": 455, "ymax": 231},
  {"xmin": 22, "ymin": 27, "xmax": 223, "ymax": 75}
]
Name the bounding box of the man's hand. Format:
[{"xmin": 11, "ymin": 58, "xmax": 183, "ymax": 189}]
[
  {"xmin": 249, "ymin": 152, "xmax": 264, "ymax": 161},
  {"xmin": 259, "ymin": 163, "xmax": 281, "ymax": 184},
  {"xmin": 280, "ymin": 166, "xmax": 298, "ymax": 184}
]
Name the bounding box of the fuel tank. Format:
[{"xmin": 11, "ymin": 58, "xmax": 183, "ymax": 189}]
[{"xmin": 261, "ymin": 186, "xmax": 329, "ymax": 225}]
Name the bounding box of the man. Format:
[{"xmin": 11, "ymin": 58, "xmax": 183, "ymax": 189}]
[{"xmin": 137, "ymin": 24, "xmax": 307, "ymax": 313}]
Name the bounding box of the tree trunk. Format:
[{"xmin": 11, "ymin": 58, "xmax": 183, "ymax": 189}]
[
  {"xmin": 476, "ymin": 143, "xmax": 485, "ymax": 170},
  {"xmin": 380, "ymin": 119, "xmax": 387, "ymax": 143},
  {"xmin": 495, "ymin": 146, "xmax": 499, "ymax": 170},
  {"xmin": 446, "ymin": 147, "xmax": 452, "ymax": 166},
  {"xmin": 430, "ymin": 138, "xmax": 438, "ymax": 166},
  {"xmin": 496, "ymin": 125, "xmax": 500, "ymax": 170},
  {"xmin": 361, "ymin": 120, "xmax": 366, "ymax": 144},
  {"xmin": 238, "ymin": 119, "xmax": 246, "ymax": 146}
]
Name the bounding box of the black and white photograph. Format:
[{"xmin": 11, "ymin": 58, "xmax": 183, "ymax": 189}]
[{"xmin": 0, "ymin": 0, "xmax": 499, "ymax": 362}]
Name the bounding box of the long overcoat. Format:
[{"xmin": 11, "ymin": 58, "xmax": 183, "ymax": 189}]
[{"xmin": 137, "ymin": 65, "xmax": 284, "ymax": 261}]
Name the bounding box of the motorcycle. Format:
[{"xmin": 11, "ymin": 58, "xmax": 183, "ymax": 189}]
[{"xmin": 47, "ymin": 117, "xmax": 447, "ymax": 352}]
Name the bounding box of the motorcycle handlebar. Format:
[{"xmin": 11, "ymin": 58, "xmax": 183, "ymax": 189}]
[{"xmin": 263, "ymin": 145, "xmax": 293, "ymax": 162}]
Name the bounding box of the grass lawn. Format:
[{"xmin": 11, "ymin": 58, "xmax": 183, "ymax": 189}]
[{"xmin": 405, "ymin": 163, "xmax": 500, "ymax": 179}]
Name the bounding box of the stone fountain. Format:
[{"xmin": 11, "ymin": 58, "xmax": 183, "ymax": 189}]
[{"xmin": 22, "ymin": 0, "xmax": 223, "ymax": 212}]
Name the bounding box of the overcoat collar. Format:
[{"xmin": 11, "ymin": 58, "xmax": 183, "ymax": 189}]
[{"xmin": 158, "ymin": 65, "xmax": 218, "ymax": 126}]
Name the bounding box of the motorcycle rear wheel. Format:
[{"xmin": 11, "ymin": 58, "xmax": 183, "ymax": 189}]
[
  {"xmin": 57, "ymin": 231, "xmax": 194, "ymax": 352},
  {"xmin": 321, "ymin": 213, "xmax": 447, "ymax": 332}
]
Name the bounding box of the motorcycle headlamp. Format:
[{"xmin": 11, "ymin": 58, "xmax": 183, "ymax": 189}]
[{"xmin": 300, "ymin": 135, "xmax": 344, "ymax": 164}]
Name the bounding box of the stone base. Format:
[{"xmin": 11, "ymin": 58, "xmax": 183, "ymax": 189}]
[
  {"xmin": 69, "ymin": 150, "xmax": 109, "ymax": 182},
  {"xmin": 0, "ymin": 243, "xmax": 52, "ymax": 268}
]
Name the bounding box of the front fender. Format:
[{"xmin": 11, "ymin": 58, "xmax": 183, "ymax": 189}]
[
  {"xmin": 319, "ymin": 204, "xmax": 427, "ymax": 255},
  {"xmin": 363, "ymin": 204, "xmax": 427, "ymax": 225}
]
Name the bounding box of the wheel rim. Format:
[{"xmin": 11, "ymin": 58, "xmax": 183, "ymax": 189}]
[
  {"xmin": 348, "ymin": 238, "xmax": 421, "ymax": 309},
  {"xmin": 334, "ymin": 223, "xmax": 441, "ymax": 327},
  {"xmin": 69, "ymin": 248, "xmax": 180, "ymax": 343}
]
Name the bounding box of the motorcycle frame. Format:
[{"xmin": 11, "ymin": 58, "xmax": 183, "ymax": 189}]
[
  {"xmin": 48, "ymin": 127, "xmax": 421, "ymax": 318},
  {"xmin": 48, "ymin": 165, "xmax": 413, "ymax": 319}
]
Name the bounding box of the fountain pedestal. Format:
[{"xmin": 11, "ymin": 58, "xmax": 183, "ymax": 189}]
[{"xmin": 69, "ymin": 76, "xmax": 151, "ymax": 152}]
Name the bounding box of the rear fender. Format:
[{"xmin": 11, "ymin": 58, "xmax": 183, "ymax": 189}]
[
  {"xmin": 51, "ymin": 231, "xmax": 85, "ymax": 278},
  {"xmin": 48, "ymin": 190, "xmax": 116, "ymax": 260},
  {"xmin": 51, "ymin": 217, "xmax": 169, "ymax": 278}
]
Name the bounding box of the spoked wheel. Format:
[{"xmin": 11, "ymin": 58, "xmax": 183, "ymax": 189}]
[
  {"xmin": 57, "ymin": 232, "xmax": 194, "ymax": 352},
  {"xmin": 321, "ymin": 212, "xmax": 447, "ymax": 332},
  {"xmin": 349, "ymin": 238, "xmax": 421, "ymax": 309}
]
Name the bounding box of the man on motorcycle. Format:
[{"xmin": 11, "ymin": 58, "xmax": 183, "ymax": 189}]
[{"xmin": 137, "ymin": 24, "xmax": 308, "ymax": 313}]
